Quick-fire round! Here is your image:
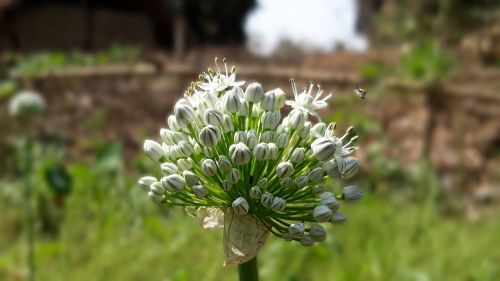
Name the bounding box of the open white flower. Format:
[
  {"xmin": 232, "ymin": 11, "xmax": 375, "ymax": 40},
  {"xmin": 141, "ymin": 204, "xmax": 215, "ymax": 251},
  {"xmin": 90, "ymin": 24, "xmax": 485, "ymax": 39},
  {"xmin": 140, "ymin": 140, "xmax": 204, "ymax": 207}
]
[
  {"xmin": 198, "ymin": 58, "xmax": 245, "ymax": 93},
  {"xmin": 285, "ymin": 79, "xmax": 332, "ymax": 119}
]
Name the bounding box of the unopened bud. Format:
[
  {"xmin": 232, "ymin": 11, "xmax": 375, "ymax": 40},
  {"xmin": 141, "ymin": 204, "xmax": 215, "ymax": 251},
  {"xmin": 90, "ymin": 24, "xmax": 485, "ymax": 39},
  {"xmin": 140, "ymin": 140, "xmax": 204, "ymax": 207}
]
[
  {"xmin": 192, "ymin": 185, "xmax": 208, "ymax": 198},
  {"xmin": 271, "ymin": 197, "xmax": 287, "ymax": 212},
  {"xmin": 161, "ymin": 163, "xmax": 178, "ymax": 175},
  {"xmin": 330, "ymin": 212, "xmax": 347, "ymax": 224},
  {"xmin": 229, "ymin": 142, "xmax": 251, "ymax": 165},
  {"xmin": 138, "ymin": 176, "xmax": 157, "ymax": 191},
  {"xmin": 290, "ymin": 148, "xmax": 305, "ymax": 164},
  {"xmin": 144, "ymin": 140, "xmax": 164, "ymax": 161},
  {"xmin": 161, "ymin": 174, "xmax": 185, "ymax": 192},
  {"xmin": 232, "ymin": 197, "xmax": 249, "ymax": 215},
  {"xmin": 309, "ymin": 224, "xmax": 327, "ymax": 242},
  {"xmin": 260, "ymin": 192, "xmax": 274, "ymax": 208},
  {"xmin": 199, "ymin": 125, "xmax": 221, "ymax": 148},
  {"xmin": 308, "ymin": 167, "xmax": 324, "ymax": 183},
  {"xmin": 276, "ymin": 161, "xmax": 294, "ymax": 178},
  {"xmin": 244, "ymin": 82, "xmax": 264, "ymax": 103},
  {"xmin": 249, "ymin": 186, "xmax": 262, "ymax": 199},
  {"xmin": 313, "ymin": 205, "xmax": 332, "ymax": 222},
  {"xmin": 201, "ymin": 159, "xmax": 217, "ymax": 176},
  {"xmin": 288, "ymin": 223, "xmax": 305, "ymax": 238},
  {"xmin": 311, "ymin": 137, "xmax": 337, "ymax": 161},
  {"xmin": 218, "ymin": 156, "xmax": 232, "ymax": 172}
]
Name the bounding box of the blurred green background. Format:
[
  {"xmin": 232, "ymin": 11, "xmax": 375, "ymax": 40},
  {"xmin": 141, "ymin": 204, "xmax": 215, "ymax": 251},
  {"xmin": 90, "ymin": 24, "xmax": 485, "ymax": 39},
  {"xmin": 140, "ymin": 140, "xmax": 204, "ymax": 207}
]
[{"xmin": 1, "ymin": 0, "xmax": 500, "ymax": 280}]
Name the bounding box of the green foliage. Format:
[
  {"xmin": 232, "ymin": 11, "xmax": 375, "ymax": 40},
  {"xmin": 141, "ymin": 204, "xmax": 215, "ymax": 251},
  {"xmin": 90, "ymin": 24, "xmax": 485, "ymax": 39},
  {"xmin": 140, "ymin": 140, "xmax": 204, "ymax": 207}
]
[
  {"xmin": 399, "ymin": 41, "xmax": 456, "ymax": 84},
  {"xmin": 6, "ymin": 45, "xmax": 140, "ymax": 78}
]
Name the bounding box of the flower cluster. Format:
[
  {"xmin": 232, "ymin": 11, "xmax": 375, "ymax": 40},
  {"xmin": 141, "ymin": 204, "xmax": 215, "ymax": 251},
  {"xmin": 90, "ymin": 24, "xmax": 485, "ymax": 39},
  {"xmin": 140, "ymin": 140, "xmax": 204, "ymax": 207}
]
[{"xmin": 138, "ymin": 59, "xmax": 362, "ymax": 264}]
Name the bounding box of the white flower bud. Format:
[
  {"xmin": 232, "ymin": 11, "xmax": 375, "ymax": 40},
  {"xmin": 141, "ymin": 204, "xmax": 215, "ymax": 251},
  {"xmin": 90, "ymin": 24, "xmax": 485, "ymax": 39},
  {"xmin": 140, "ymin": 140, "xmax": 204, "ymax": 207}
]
[
  {"xmin": 160, "ymin": 163, "xmax": 178, "ymax": 175},
  {"xmin": 290, "ymin": 148, "xmax": 305, "ymax": 164},
  {"xmin": 312, "ymin": 184, "xmax": 326, "ymax": 195},
  {"xmin": 177, "ymin": 158, "xmax": 193, "ymax": 171},
  {"xmin": 311, "ymin": 137, "xmax": 337, "ymax": 161},
  {"xmin": 276, "ymin": 133, "xmax": 289, "ymax": 149},
  {"xmin": 274, "ymin": 88, "xmax": 286, "ymax": 109},
  {"xmin": 160, "ymin": 129, "xmax": 188, "ymax": 145},
  {"xmin": 249, "ymin": 186, "xmax": 262, "ymax": 199},
  {"xmin": 318, "ymin": 192, "xmax": 335, "ymax": 200},
  {"xmin": 260, "ymin": 90, "xmax": 276, "ymax": 111},
  {"xmin": 300, "ymin": 235, "xmax": 315, "ymax": 247},
  {"xmin": 288, "ymin": 223, "xmax": 305, "ymax": 238},
  {"xmin": 341, "ymin": 156, "xmax": 359, "ymax": 178},
  {"xmin": 167, "ymin": 115, "xmax": 181, "ymax": 131},
  {"xmin": 308, "ymin": 167, "xmax": 324, "ymax": 183},
  {"xmin": 298, "ymin": 121, "xmax": 311, "ymax": 139},
  {"xmin": 201, "ymin": 159, "xmax": 217, "ymax": 176},
  {"xmin": 247, "ymin": 132, "xmax": 258, "ymax": 149},
  {"xmin": 261, "ymin": 110, "xmax": 280, "ymax": 129},
  {"xmin": 229, "ymin": 142, "xmax": 251, "ymax": 165},
  {"xmin": 343, "ymin": 186, "xmax": 362, "ymax": 201},
  {"xmin": 194, "ymin": 143, "xmax": 203, "ymax": 154},
  {"xmin": 253, "ymin": 143, "xmax": 269, "ymax": 161},
  {"xmin": 260, "ymin": 192, "xmax": 274, "ymax": 208},
  {"xmin": 8, "ymin": 89, "xmax": 45, "ymax": 117},
  {"xmin": 222, "ymin": 88, "xmax": 243, "ymax": 113},
  {"xmin": 218, "ymin": 156, "xmax": 232, "ymax": 172},
  {"xmin": 280, "ymin": 177, "xmax": 294, "ymax": 189},
  {"xmin": 276, "ymin": 161, "xmax": 294, "ymax": 178},
  {"xmin": 244, "ymin": 82, "xmax": 264, "ymax": 103},
  {"xmin": 192, "ymin": 185, "xmax": 208, "ymax": 198},
  {"xmin": 199, "ymin": 125, "xmax": 221, "ymax": 148},
  {"xmin": 237, "ymin": 100, "xmax": 248, "ymax": 117},
  {"xmin": 294, "ymin": 175, "xmax": 309, "ymax": 189},
  {"xmin": 311, "ymin": 123, "xmax": 327, "ymax": 137},
  {"xmin": 138, "ymin": 176, "xmax": 157, "ymax": 191},
  {"xmin": 260, "ymin": 131, "xmax": 274, "ymax": 143},
  {"xmin": 148, "ymin": 191, "xmax": 165, "ymax": 203},
  {"xmin": 288, "ymin": 110, "xmax": 306, "ymax": 130},
  {"xmin": 183, "ymin": 170, "xmax": 200, "ymax": 186},
  {"xmin": 271, "ymin": 197, "xmax": 287, "ymax": 211},
  {"xmin": 177, "ymin": 141, "xmax": 194, "ymax": 157},
  {"xmin": 161, "ymin": 174, "xmax": 185, "ymax": 192},
  {"xmin": 257, "ymin": 178, "xmax": 268, "ymax": 189},
  {"xmin": 227, "ymin": 168, "xmax": 241, "ymax": 184},
  {"xmin": 322, "ymin": 160, "xmax": 341, "ymax": 178},
  {"xmin": 276, "ymin": 124, "xmax": 288, "ymax": 135},
  {"xmin": 330, "ymin": 212, "xmax": 347, "ymax": 224},
  {"xmin": 320, "ymin": 196, "xmax": 339, "ymax": 211},
  {"xmin": 221, "ymin": 114, "xmax": 234, "ymax": 132},
  {"xmin": 150, "ymin": 181, "xmax": 166, "ymax": 195},
  {"xmin": 204, "ymin": 147, "xmax": 215, "ymax": 158},
  {"xmin": 174, "ymin": 102, "xmax": 195, "ymax": 126},
  {"xmin": 313, "ymin": 205, "xmax": 332, "ymax": 222},
  {"xmin": 204, "ymin": 109, "xmax": 224, "ymax": 127},
  {"xmin": 234, "ymin": 131, "xmax": 247, "ymax": 144},
  {"xmin": 334, "ymin": 155, "xmax": 345, "ymax": 174},
  {"xmin": 266, "ymin": 143, "xmax": 278, "ymax": 160},
  {"xmin": 222, "ymin": 181, "xmax": 232, "ymax": 191},
  {"xmin": 232, "ymin": 197, "xmax": 249, "ymax": 215},
  {"xmin": 309, "ymin": 224, "xmax": 327, "ymax": 242},
  {"xmin": 144, "ymin": 140, "xmax": 164, "ymax": 161}
]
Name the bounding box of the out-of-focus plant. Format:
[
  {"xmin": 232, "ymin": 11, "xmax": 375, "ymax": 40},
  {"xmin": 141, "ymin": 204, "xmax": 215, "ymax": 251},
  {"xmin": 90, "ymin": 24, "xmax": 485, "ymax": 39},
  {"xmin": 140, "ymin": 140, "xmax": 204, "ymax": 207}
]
[
  {"xmin": 138, "ymin": 59, "xmax": 365, "ymax": 280},
  {"xmin": 6, "ymin": 45, "xmax": 140, "ymax": 79},
  {"xmin": 8, "ymin": 89, "xmax": 46, "ymax": 281},
  {"xmin": 399, "ymin": 40, "xmax": 456, "ymax": 84}
]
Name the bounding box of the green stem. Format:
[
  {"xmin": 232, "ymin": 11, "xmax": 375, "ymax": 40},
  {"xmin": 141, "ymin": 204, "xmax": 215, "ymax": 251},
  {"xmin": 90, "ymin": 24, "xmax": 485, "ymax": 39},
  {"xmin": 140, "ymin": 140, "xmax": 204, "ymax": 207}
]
[
  {"xmin": 238, "ymin": 256, "xmax": 259, "ymax": 281},
  {"xmin": 24, "ymin": 139, "xmax": 36, "ymax": 281}
]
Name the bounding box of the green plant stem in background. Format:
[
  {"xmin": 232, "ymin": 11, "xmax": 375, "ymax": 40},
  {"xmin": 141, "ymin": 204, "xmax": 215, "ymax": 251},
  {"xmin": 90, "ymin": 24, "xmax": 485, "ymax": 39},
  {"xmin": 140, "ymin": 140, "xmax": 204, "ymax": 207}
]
[
  {"xmin": 238, "ymin": 257, "xmax": 259, "ymax": 281},
  {"xmin": 23, "ymin": 139, "xmax": 36, "ymax": 281}
]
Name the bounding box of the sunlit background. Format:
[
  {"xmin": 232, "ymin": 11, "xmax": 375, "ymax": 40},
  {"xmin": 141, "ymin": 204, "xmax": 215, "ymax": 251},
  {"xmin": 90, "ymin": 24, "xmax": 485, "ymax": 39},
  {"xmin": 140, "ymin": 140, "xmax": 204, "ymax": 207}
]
[{"xmin": 1, "ymin": 0, "xmax": 500, "ymax": 280}]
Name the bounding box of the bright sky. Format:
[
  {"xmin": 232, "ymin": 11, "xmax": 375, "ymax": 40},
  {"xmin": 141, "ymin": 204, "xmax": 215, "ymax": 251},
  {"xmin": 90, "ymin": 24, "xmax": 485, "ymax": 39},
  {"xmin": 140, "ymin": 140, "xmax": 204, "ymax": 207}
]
[{"xmin": 244, "ymin": 0, "xmax": 368, "ymax": 56}]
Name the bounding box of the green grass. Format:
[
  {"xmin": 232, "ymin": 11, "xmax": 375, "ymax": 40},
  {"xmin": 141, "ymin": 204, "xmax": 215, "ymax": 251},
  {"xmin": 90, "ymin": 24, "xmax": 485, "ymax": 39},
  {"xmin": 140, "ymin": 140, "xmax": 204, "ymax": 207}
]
[{"xmin": 1, "ymin": 161, "xmax": 499, "ymax": 281}]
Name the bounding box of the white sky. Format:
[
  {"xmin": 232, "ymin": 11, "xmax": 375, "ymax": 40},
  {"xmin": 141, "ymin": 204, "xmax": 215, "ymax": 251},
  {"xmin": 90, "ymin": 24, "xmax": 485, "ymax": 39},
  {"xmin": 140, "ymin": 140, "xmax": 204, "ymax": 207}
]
[{"xmin": 244, "ymin": 0, "xmax": 368, "ymax": 56}]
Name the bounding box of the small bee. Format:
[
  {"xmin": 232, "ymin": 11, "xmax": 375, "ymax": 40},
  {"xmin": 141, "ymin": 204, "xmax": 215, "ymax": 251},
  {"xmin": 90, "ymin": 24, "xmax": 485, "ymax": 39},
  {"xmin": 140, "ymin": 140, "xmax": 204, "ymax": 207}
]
[{"xmin": 354, "ymin": 87, "xmax": 367, "ymax": 99}]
